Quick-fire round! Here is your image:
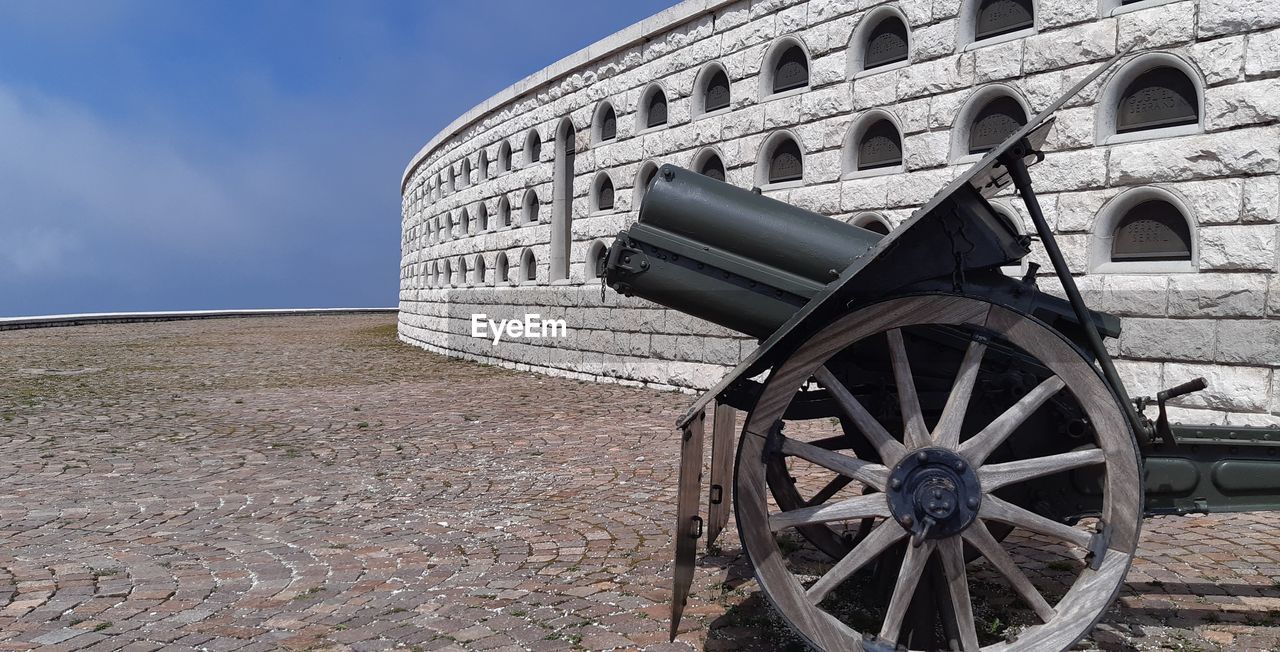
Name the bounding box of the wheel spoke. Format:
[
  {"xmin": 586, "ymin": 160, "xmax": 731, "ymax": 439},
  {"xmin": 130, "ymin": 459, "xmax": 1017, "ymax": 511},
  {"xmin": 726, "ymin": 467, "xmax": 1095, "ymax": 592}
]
[
  {"xmin": 879, "ymin": 539, "xmax": 934, "ymax": 643},
  {"xmin": 932, "ymin": 341, "xmax": 987, "ymax": 449},
  {"xmin": 814, "ymin": 366, "xmax": 907, "ymax": 466},
  {"xmin": 963, "ymin": 520, "xmax": 1056, "ymax": 622},
  {"xmin": 769, "ymin": 494, "xmax": 891, "ymax": 532},
  {"xmin": 887, "ymin": 329, "xmax": 931, "ymax": 450},
  {"xmin": 806, "ymin": 518, "xmax": 905, "ymax": 603},
  {"xmin": 938, "ymin": 537, "xmax": 979, "ymax": 651},
  {"xmin": 980, "ymin": 448, "xmax": 1105, "ymax": 492},
  {"xmin": 780, "ymin": 436, "xmax": 890, "ymax": 491},
  {"xmin": 979, "ymin": 494, "xmax": 1091, "ymax": 550},
  {"xmin": 958, "ymin": 375, "xmax": 1066, "ymax": 465},
  {"xmin": 806, "ymin": 434, "xmax": 848, "ymax": 451},
  {"xmin": 805, "ymin": 475, "xmax": 854, "ymax": 507}
]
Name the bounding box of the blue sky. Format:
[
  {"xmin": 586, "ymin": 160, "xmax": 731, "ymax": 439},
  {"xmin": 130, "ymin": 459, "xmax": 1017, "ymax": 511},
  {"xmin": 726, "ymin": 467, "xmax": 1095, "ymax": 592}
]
[{"xmin": 0, "ymin": 0, "xmax": 676, "ymax": 317}]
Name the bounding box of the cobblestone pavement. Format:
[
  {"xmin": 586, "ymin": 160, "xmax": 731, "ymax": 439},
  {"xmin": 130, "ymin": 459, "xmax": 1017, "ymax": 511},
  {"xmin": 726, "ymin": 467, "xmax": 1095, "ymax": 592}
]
[{"xmin": 1, "ymin": 316, "xmax": 1279, "ymax": 651}]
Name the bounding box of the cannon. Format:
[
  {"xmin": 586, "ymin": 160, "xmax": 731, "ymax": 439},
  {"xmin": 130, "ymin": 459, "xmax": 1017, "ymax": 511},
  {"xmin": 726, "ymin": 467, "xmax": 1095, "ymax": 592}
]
[{"xmin": 601, "ymin": 51, "xmax": 1280, "ymax": 651}]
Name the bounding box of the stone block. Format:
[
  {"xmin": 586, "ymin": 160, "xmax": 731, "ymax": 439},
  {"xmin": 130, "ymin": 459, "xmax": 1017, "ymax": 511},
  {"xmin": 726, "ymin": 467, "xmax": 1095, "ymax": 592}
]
[
  {"xmin": 810, "ymin": 50, "xmax": 848, "ymax": 87},
  {"xmin": 1224, "ymin": 411, "xmax": 1280, "ymax": 427},
  {"xmin": 778, "ymin": 4, "xmax": 807, "ymax": 34},
  {"xmin": 1101, "ymin": 274, "xmax": 1170, "ymax": 316},
  {"xmin": 1039, "ymin": 0, "xmax": 1097, "ymax": 28},
  {"xmin": 898, "ymin": 54, "xmax": 974, "ymax": 100},
  {"xmin": 841, "ymin": 175, "xmax": 891, "ymax": 211},
  {"xmin": 793, "ymin": 122, "xmax": 833, "ymax": 153},
  {"xmin": 791, "ymin": 182, "xmax": 842, "ymax": 214},
  {"xmin": 1204, "ymin": 79, "xmax": 1280, "ymax": 131},
  {"xmin": 684, "ymin": 335, "xmax": 742, "ymax": 366},
  {"xmin": 1044, "ymin": 106, "xmax": 1094, "ymax": 150},
  {"xmin": 895, "ymin": 0, "xmax": 933, "ymax": 25},
  {"xmin": 1057, "ymin": 233, "xmax": 1090, "ymax": 273},
  {"xmin": 904, "ymin": 131, "xmax": 950, "ymax": 170},
  {"xmin": 1245, "ymin": 28, "xmax": 1280, "ymax": 78},
  {"xmin": 667, "ymin": 361, "xmax": 725, "ymax": 390},
  {"xmin": 809, "ymin": 15, "xmax": 858, "ymax": 56},
  {"xmin": 1270, "ymin": 275, "xmax": 1280, "ymax": 317},
  {"xmin": 1164, "ymin": 362, "xmax": 1272, "ymax": 411},
  {"xmin": 1109, "ymin": 129, "xmax": 1280, "ymax": 183},
  {"xmin": 1162, "ymin": 405, "xmax": 1227, "ymax": 425},
  {"xmin": 1117, "ymin": 1, "xmax": 1196, "ymax": 50},
  {"xmin": 931, "ymin": 0, "xmax": 962, "ymax": 20},
  {"xmin": 913, "ymin": 21, "xmax": 957, "ymax": 61},
  {"xmin": 1120, "ymin": 318, "xmax": 1216, "ymax": 361},
  {"xmin": 1188, "ymin": 35, "xmax": 1245, "ymax": 86},
  {"xmin": 1168, "ymin": 273, "xmax": 1269, "ymax": 318},
  {"xmin": 1274, "ymin": 370, "xmax": 1280, "ymax": 413},
  {"xmin": 885, "ymin": 168, "xmax": 953, "ymax": 206},
  {"xmin": 1216, "ymin": 320, "xmax": 1280, "ymax": 365},
  {"xmin": 896, "ymin": 97, "xmax": 933, "ymax": 133},
  {"xmin": 1023, "ymin": 21, "xmax": 1117, "ymax": 74},
  {"xmin": 667, "ymin": 120, "xmax": 723, "ymax": 151},
  {"xmin": 1056, "ymin": 188, "xmax": 1120, "ymax": 233},
  {"xmin": 1174, "ymin": 178, "xmax": 1245, "ymax": 225},
  {"xmin": 974, "ymin": 39, "xmax": 1023, "ymax": 82},
  {"xmin": 720, "ymin": 17, "xmax": 776, "ymax": 53},
  {"xmin": 814, "ymin": 146, "xmax": 855, "ymax": 187},
  {"xmin": 1113, "ymin": 358, "xmax": 1164, "ymax": 399},
  {"xmin": 644, "ymin": 14, "xmax": 715, "ymax": 61},
  {"xmin": 801, "ymin": 86, "xmax": 853, "ymax": 122},
  {"xmin": 1021, "ymin": 66, "xmax": 1102, "ymax": 110},
  {"xmin": 1199, "ymin": 0, "xmax": 1280, "ymax": 38},
  {"xmin": 1199, "ymin": 225, "xmax": 1278, "ymax": 271},
  {"xmin": 722, "ymin": 106, "xmax": 765, "ymax": 139},
  {"xmin": 1034, "ymin": 149, "xmax": 1107, "ymax": 192},
  {"xmin": 722, "ymin": 43, "xmax": 768, "ymax": 80},
  {"xmin": 927, "ymin": 90, "xmax": 968, "ymax": 129},
  {"xmin": 809, "ymin": 0, "xmax": 859, "ymax": 23},
  {"xmin": 763, "ymin": 94, "xmax": 805, "ymax": 129},
  {"xmin": 1243, "ymin": 177, "xmax": 1280, "ymax": 224},
  {"xmin": 852, "ymin": 70, "xmax": 902, "ymax": 109}
]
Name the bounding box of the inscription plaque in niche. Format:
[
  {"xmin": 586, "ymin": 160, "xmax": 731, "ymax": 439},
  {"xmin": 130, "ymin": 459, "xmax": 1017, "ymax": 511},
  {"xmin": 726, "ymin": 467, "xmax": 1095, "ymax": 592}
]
[
  {"xmin": 1117, "ymin": 67, "xmax": 1198, "ymax": 133},
  {"xmin": 975, "ymin": 0, "xmax": 1033, "ymax": 40}
]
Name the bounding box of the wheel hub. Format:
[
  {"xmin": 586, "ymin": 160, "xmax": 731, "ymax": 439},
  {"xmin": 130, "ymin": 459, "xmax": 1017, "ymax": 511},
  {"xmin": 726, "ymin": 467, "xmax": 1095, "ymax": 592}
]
[{"xmin": 886, "ymin": 447, "xmax": 981, "ymax": 544}]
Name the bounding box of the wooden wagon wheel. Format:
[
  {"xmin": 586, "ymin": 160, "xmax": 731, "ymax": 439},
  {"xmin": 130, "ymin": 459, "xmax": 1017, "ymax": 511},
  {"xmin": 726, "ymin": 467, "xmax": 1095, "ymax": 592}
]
[
  {"xmin": 766, "ymin": 423, "xmax": 877, "ymax": 561},
  {"xmin": 735, "ymin": 295, "xmax": 1142, "ymax": 651}
]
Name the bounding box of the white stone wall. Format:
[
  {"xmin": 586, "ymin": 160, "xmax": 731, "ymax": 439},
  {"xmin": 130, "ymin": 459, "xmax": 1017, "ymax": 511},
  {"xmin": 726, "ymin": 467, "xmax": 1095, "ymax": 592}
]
[{"xmin": 399, "ymin": 0, "xmax": 1280, "ymax": 426}]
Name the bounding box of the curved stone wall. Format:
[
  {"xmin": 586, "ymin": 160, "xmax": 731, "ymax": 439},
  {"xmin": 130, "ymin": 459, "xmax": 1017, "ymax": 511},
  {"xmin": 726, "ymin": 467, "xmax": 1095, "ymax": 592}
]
[{"xmin": 399, "ymin": 0, "xmax": 1280, "ymax": 426}]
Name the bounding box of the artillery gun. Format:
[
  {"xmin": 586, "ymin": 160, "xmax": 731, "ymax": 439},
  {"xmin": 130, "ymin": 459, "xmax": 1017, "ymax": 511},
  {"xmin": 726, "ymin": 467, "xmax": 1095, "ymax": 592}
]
[{"xmin": 601, "ymin": 51, "xmax": 1280, "ymax": 651}]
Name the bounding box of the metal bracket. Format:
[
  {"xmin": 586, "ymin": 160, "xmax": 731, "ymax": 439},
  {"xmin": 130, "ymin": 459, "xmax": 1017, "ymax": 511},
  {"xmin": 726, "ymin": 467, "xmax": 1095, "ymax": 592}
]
[
  {"xmin": 1086, "ymin": 519, "xmax": 1111, "ymax": 570},
  {"xmin": 709, "ymin": 484, "xmax": 723, "ymax": 505},
  {"xmin": 860, "ymin": 633, "xmax": 907, "ymax": 652},
  {"xmin": 1153, "ymin": 377, "xmax": 1208, "ymax": 447},
  {"xmin": 762, "ymin": 420, "xmax": 785, "ymax": 464},
  {"xmin": 609, "ymin": 242, "xmax": 649, "ymax": 275},
  {"xmin": 689, "ymin": 516, "xmax": 703, "ymax": 539}
]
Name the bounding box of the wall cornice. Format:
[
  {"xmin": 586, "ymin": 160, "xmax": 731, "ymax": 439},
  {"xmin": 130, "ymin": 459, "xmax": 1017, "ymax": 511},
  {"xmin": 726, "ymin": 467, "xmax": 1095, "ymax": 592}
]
[{"xmin": 400, "ymin": 0, "xmax": 738, "ymax": 194}]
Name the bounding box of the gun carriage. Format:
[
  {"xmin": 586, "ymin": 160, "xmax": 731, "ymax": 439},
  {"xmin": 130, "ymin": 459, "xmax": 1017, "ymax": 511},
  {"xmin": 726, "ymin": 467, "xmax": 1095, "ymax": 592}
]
[{"xmin": 600, "ymin": 52, "xmax": 1280, "ymax": 652}]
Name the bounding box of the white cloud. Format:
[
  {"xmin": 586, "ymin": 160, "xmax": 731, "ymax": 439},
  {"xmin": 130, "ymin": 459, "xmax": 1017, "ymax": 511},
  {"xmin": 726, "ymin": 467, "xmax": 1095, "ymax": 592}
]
[
  {"xmin": 0, "ymin": 226, "xmax": 81, "ymax": 276},
  {"xmin": 0, "ymin": 84, "xmax": 255, "ymax": 250}
]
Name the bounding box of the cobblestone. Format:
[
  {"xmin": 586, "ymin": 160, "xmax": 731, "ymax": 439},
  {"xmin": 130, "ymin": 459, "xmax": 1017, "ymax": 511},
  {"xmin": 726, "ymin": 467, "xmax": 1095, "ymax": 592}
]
[{"xmin": 1, "ymin": 316, "xmax": 1279, "ymax": 650}]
